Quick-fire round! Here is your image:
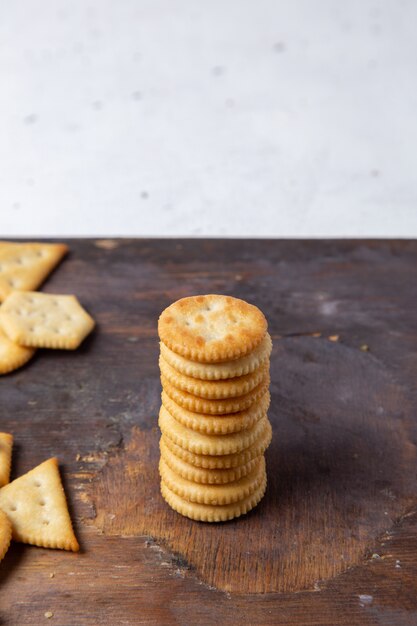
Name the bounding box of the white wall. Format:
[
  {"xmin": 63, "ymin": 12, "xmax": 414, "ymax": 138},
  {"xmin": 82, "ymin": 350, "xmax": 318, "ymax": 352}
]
[{"xmin": 1, "ymin": 0, "xmax": 416, "ymax": 237}]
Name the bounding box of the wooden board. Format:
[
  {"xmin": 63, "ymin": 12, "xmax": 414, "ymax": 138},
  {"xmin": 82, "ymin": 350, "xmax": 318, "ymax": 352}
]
[{"xmin": 1, "ymin": 239, "xmax": 417, "ymax": 625}]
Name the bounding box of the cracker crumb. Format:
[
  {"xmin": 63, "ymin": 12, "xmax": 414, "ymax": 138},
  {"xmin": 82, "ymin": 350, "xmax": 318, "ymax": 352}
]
[
  {"xmin": 360, "ymin": 344, "xmax": 369, "ymax": 351},
  {"xmin": 371, "ymin": 553, "xmax": 381, "ymax": 560},
  {"xmin": 44, "ymin": 611, "xmax": 54, "ymax": 619},
  {"xmin": 311, "ymin": 332, "xmax": 321, "ymax": 338},
  {"xmin": 328, "ymin": 335, "xmax": 339, "ymax": 342},
  {"xmin": 75, "ymin": 454, "xmax": 81, "ymax": 461},
  {"xmin": 49, "ymin": 572, "xmax": 55, "ymax": 578}
]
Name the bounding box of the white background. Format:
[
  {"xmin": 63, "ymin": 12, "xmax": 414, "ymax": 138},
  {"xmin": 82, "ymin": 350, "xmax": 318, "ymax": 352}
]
[{"xmin": 0, "ymin": 0, "xmax": 416, "ymax": 237}]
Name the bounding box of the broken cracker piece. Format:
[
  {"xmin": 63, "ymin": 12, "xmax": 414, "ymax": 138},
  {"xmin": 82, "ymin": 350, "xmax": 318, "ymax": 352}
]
[
  {"xmin": 0, "ymin": 433, "xmax": 13, "ymax": 487},
  {"xmin": 0, "ymin": 457, "xmax": 79, "ymax": 551},
  {"xmin": 0, "ymin": 509, "xmax": 12, "ymax": 562},
  {"xmin": 0, "ymin": 291, "xmax": 95, "ymax": 349},
  {"xmin": 0, "ymin": 326, "xmax": 36, "ymax": 375},
  {"xmin": 0, "ymin": 242, "xmax": 68, "ymax": 302}
]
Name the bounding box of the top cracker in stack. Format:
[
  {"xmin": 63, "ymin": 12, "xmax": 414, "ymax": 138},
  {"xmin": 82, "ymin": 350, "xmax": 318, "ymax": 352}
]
[{"xmin": 158, "ymin": 294, "xmax": 272, "ymax": 522}]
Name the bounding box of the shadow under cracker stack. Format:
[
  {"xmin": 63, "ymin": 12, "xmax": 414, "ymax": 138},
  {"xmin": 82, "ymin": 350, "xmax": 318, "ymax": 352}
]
[{"xmin": 157, "ymin": 294, "xmax": 272, "ymax": 522}]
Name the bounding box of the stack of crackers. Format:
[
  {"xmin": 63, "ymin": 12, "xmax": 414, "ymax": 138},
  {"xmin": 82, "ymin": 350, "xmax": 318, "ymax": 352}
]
[{"xmin": 158, "ymin": 294, "xmax": 272, "ymax": 522}]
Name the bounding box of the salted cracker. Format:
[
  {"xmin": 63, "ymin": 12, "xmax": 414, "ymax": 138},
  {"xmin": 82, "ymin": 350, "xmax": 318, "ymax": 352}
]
[
  {"xmin": 161, "ymin": 389, "xmax": 270, "ymax": 435},
  {"xmin": 0, "ymin": 433, "xmax": 13, "ymax": 487},
  {"xmin": 161, "ymin": 422, "xmax": 272, "ymax": 469},
  {"xmin": 160, "ymin": 333, "xmax": 272, "ymax": 380},
  {"xmin": 0, "ymin": 291, "xmax": 95, "ymax": 350},
  {"xmin": 158, "ymin": 295, "xmax": 267, "ymax": 363},
  {"xmin": 160, "ymin": 437, "xmax": 260, "ymax": 484},
  {"xmin": 0, "ymin": 509, "xmax": 12, "ymax": 561},
  {"xmin": 161, "ymin": 374, "xmax": 270, "ymax": 415},
  {"xmin": 161, "ymin": 475, "xmax": 267, "ymax": 522},
  {"xmin": 0, "ymin": 242, "xmax": 68, "ymax": 302},
  {"xmin": 159, "ymin": 355, "xmax": 269, "ymax": 400},
  {"xmin": 0, "ymin": 326, "xmax": 36, "ymax": 375},
  {"xmin": 0, "ymin": 457, "xmax": 79, "ymax": 551},
  {"xmin": 159, "ymin": 405, "xmax": 270, "ymax": 456}
]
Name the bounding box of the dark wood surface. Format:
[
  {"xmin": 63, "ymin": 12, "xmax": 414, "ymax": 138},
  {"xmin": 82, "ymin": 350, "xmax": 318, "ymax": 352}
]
[{"xmin": 1, "ymin": 239, "xmax": 417, "ymax": 625}]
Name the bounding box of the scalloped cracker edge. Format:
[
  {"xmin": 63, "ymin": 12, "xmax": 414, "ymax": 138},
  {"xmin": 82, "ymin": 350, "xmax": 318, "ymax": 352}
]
[
  {"xmin": 0, "ymin": 433, "xmax": 13, "ymax": 488},
  {"xmin": 0, "ymin": 509, "xmax": 12, "ymax": 561},
  {"xmin": 0, "ymin": 327, "xmax": 36, "ymax": 375},
  {"xmin": 0, "ymin": 457, "xmax": 79, "ymax": 551}
]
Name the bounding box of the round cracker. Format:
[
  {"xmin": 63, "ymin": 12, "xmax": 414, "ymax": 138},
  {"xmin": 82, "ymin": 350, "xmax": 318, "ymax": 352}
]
[
  {"xmin": 0, "ymin": 327, "xmax": 35, "ymax": 375},
  {"xmin": 161, "ymin": 374, "xmax": 270, "ymax": 415},
  {"xmin": 161, "ymin": 389, "xmax": 270, "ymax": 435},
  {"xmin": 159, "ymin": 456, "xmax": 265, "ymax": 505},
  {"xmin": 160, "ymin": 333, "xmax": 272, "ymax": 380},
  {"xmin": 160, "ymin": 420, "xmax": 272, "ymax": 469},
  {"xmin": 0, "ymin": 509, "xmax": 12, "ymax": 562},
  {"xmin": 159, "ymin": 355, "xmax": 269, "ymax": 400},
  {"xmin": 160, "ymin": 437, "xmax": 262, "ymax": 484},
  {"xmin": 159, "ymin": 405, "xmax": 270, "ymax": 456},
  {"xmin": 158, "ymin": 295, "xmax": 267, "ymax": 363},
  {"xmin": 160, "ymin": 475, "xmax": 267, "ymax": 522}
]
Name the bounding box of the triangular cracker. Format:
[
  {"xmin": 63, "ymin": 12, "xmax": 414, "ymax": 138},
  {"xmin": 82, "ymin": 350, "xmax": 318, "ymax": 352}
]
[
  {"xmin": 0, "ymin": 433, "xmax": 13, "ymax": 487},
  {"xmin": 0, "ymin": 291, "xmax": 95, "ymax": 350},
  {"xmin": 0, "ymin": 509, "xmax": 12, "ymax": 561},
  {"xmin": 0, "ymin": 327, "xmax": 35, "ymax": 375},
  {"xmin": 0, "ymin": 242, "xmax": 68, "ymax": 302},
  {"xmin": 0, "ymin": 458, "xmax": 79, "ymax": 551}
]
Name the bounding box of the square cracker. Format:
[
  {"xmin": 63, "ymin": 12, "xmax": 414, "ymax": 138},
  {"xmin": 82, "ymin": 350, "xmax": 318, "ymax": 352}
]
[
  {"xmin": 0, "ymin": 242, "xmax": 68, "ymax": 302},
  {"xmin": 0, "ymin": 433, "xmax": 13, "ymax": 487},
  {"xmin": 0, "ymin": 291, "xmax": 95, "ymax": 349},
  {"xmin": 0, "ymin": 327, "xmax": 36, "ymax": 374},
  {"xmin": 0, "ymin": 457, "xmax": 79, "ymax": 551}
]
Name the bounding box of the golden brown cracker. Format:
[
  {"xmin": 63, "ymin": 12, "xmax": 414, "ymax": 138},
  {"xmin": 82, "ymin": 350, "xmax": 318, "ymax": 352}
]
[
  {"xmin": 159, "ymin": 355, "xmax": 269, "ymax": 399},
  {"xmin": 158, "ymin": 294, "xmax": 267, "ymax": 363},
  {"xmin": 161, "ymin": 389, "xmax": 270, "ymax": 435},
  {"xmin": 0, "ymin": 242, "xmax": 68, "ymax": 302},
  {"xmin": 159, "ymin": 405, "xmax": 270, "ymax": 456},
  {"xmin": 159, "ymin": 332, "xmax": 272, "ymax": 380},
  {"xmin": 0, "ymin": 291, "xmax": 95, "ymax": 349},
  {"xmin": 0, "ymin": 327, "xmax": 36, "ymax": 375},
  {"xmin": 0, "ymin": 433, "xmax": 13, "ymax": 487},
  {"xmin": 0, "ymin": 509, "xmax": 12, "ymax": 561},
  {"xmin": 160, "ymin": 437, "xmax": 260, "ymax": 484},
  {"xmin": 161, "ymin": 374, "xmax": 270, "ymax": 415},
  {"xmin": 160, "ymin": 475, "xmax": 267, "ymax": 522},
  {"xmin": 161, "ymin": 421, "xmax": 272, "ymax": 469},
  {"xmin": 0, "ymin": 457, "xmax": 79, "ymax": 551},
  {"xmin": 159, "ymin": 456, "xmax": 265, "ymax": 504}
]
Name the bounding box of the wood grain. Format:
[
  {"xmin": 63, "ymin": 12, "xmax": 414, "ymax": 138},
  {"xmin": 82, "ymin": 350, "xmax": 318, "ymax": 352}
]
[{"xmin": 0, "ymin": 239, "xmax": 416, "ymax": 625}]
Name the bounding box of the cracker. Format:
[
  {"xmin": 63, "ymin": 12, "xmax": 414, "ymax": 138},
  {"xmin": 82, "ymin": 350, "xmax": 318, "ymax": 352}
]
[
  {"xmin": 0, "ymin": 433, "xmax": 13, "ymax": 487},
  {"xmin": 0, "ymin": 242, "xmax": 68, "ymax": 302},
  {"xmin": 159, "ymin": 355, "xmax": 269, "ymax": 399},
  {"xmin": 0, "ymin": 326, "xmax": 36, "ymax": 375},
  {"xmin": 161, "ymin": 475, "xmax": 267, "ymax": 522},
  {"xmin": 160, "ymin": 333, "xmax": 272, "ymax": 380},
  {"xmin": 0, "ymin": 509, "xmax": 12, "ymax": 561},
  {"xmin": 159, "ymin": 405, "xmax": 270, "ymax": 456},
  {"xmin": 160, "ymin": 437, "xmax": 260, "ymax": 484},
  {"xmin": 158, "ymin": 295, "xmax": 267, "ymax": 363},
  {"xmin": 161, "ymin": 389, "xmax": 270, "ymax": 435},
  {"xmin": 0, "ymin": 291, "xmax": 95, "ymax": 350},
  {"xmin": 0, "ymin": 457, "xmax": 79, "ymax": 551},
  {"xmin": 160, "ymin": 456, "xmax": 265, "ymax": 504},
  {"xmin": 161, "ymin": 374, "xmax": 270, "ymax": 415},
  {"xmin": 161, "ymin": 421, "xmax": 272, "ymax": 468}
]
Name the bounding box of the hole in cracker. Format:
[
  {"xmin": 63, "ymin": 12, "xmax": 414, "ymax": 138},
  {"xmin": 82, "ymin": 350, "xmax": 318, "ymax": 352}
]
[
  {"xmin": 42, "ymin": 520, "xmax": 50, "ymax": 525},
  {"xmin": 9, "ymin": 505, "xmax": 17, "ymax": 512},
  {"xmin": 34, "ymin": 480, "xmax": 42, "ymax": 487},
  {"xmin": 39, "ymin": 500, "xmax": 46, "ymax": 506}
]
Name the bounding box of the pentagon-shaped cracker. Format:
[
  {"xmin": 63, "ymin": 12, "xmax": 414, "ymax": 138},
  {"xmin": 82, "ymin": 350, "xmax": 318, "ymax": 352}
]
[
  {"xmin": 0, "ymin": 509, "xmax": 12, "ymax": 561},
  {"xmin": 158, "ymin": 295, "xmax": 267, "ymax": 363},
  {"xmin": 0, "ymin": 242, "xmax": 68, "ymax": 302},
  {"xmin": 0, "ymin": 291, "xmax": 95, "ymax": 349},
  {"xmin": 0, "ymin": 457, "xmax": 79, "ymax": 551},
  {"xmin": 0, "ymin": 326, "xmax": 36, "ymax": 375},
  {"xmin": 0, "ymin": 433, "xmax": 13, "ymax": 487}
]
